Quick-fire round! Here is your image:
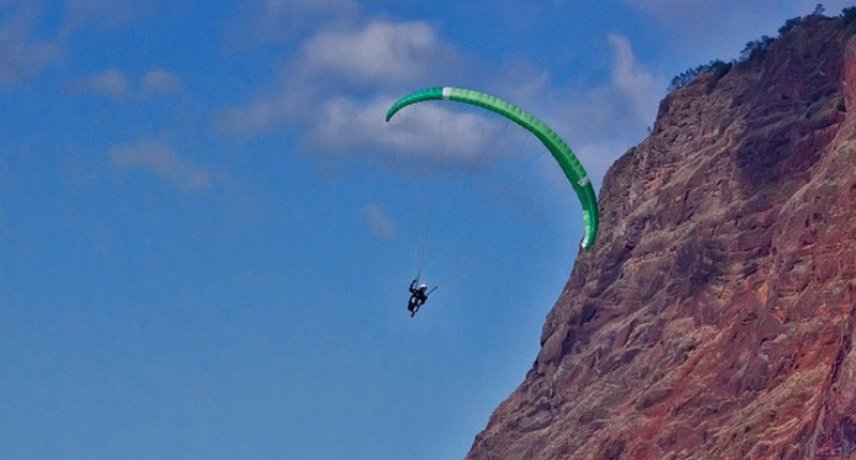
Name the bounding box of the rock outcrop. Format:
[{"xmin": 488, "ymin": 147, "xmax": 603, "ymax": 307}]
[{"xmin": 468, "ymin": 14, "xmax": 856, "ymax": 460}]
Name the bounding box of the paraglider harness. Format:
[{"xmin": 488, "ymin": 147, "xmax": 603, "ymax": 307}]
[{"xmin": 407, "ymin": 278, "xmax": 437, "ymax": 317}]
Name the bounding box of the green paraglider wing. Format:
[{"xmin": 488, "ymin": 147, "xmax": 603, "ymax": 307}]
[{"xmin": 386, "ymin": 86, "xmax": 599, "ymax": 250}]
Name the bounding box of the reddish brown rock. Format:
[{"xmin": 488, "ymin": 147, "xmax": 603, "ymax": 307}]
[{"xmin": 468, "ymin": 15, "xmax": 856, "ymax": 460}]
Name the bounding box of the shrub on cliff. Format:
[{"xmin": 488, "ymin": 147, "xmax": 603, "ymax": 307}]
[
  {"xmin": 778, "ymin": 17, "xmax": 803, "ymax": 35},
  {"xmin": 842, "ymin": 6, "xmax": 856, "ymax": 25},
  {"xmin": 668, "ymin": 60, "xmax": 732, "ymax": 92},
  {"xmin": 739, "ymin": 35, "xmax": 776, "ymax": 63}
]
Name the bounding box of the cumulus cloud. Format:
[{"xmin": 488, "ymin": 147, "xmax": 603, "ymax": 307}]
[
  {"xmin": 109, "ymin": 139, "xmax": 213, "ymax": 191},
  {"xmin": 472, "ymin": 34, "xmax": 664, "ymax": 185},
  {"xmin": 218, "ymin": 12, "xmax": 663, "ymax": 185},
  {"xmin": 362, "ymin": 203, "xmax": 396, "ymax": 240},
  {"xmin": 141, "ymin": 69, "xmax": 181, "ymax": 94},
  {"xmin": 300, "ymin": 20, "xmax": 453, "ymax": 87},
  {"xmin": 0, "ymin": 5, "xmax": 61, "ymax": 87},
  {"xmin": 305, "ymin": 95, "xmax": 503, "ymax": 170},
  {"xmin": 608, "ymin": 34, "xmax": 659, "ymax": 126},
  {"xmin": 0, "ymin": 2, "xmax": 165, "ymax": 89},
  {"xmin": 72, "ymin": 69, "xmax": 129, "ymax": 100},
  {"xmin": 70, "ymin": 68, "xmax": 183, "ymax": 99},
  {"xmin": 216, "ymin": 18, "xmax": 467, "ymax": 142}
]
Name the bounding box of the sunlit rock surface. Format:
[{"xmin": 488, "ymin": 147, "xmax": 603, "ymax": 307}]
[{"xmin": 468, "ymin": 15, "xmax": 856, "ymax": 460}]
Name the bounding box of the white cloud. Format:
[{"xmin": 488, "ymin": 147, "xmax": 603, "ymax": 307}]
[
  {"xmin": 608, "ymin": 34, "xmax": 659, "ymax": 127},
  {"xmin": 305, "ymin": 95, "xmax": 503, "ymax": 171},
  {"xmin": 71, "ymin": 68, "xmax": 184, "ymax": 100},
  {"xmin": 300, "ymin": 20, "xmax": 453, "ymax": 87},
  {"xmin": 468, "ymin": 34, "xmax": 663, "ymax": 184},
  {"xmin": 72, "ymin": 69, "xmax": 129, "ymax": 100},
  {"xmin": 141, "ymin": 69, "xmax": 182, "ymax": 94},
  {"xmin": 362, "ymin": 203, "xmax": 396, "ymax": 240},
  {"xmin": 0, "ymin": 3, "xmax": 168, "ymax": 89},
  {"xmin": 217, "ymin": 21, "xmax": 664, "ymax": 184},
  {"xmin": 0, "ymin": 5, "xmax": 60, "ymax": 87},
  {"xmin": 216, "ymin": 18, "xmax": 467, "ymax": 140},
  {"xmin": 217, "ymin": 12, "xmax": 664, "ymax": 187},
  {"xmin": 109, "ymin": 139, "xmax": 213, "ymax": 191}
]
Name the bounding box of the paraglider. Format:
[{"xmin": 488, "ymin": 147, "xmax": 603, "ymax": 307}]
[
  {"xmin": 385, "ymin": 86, "xmax": 599, "ymax": 250},
  {"xmin": 407, "ymin": 278, "xmax": 436, "ymax": 317}
]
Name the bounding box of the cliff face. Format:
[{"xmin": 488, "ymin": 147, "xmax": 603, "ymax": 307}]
[{"xmin": 468, "ymin": 16, "xmax": 856, "ymax": 460}]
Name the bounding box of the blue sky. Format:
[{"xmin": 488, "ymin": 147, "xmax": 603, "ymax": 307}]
[{"xmin": 1, "ymin": 1, "xmax": 851, "ymax": 459}]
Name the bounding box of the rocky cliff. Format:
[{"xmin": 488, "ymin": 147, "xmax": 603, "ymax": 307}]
[{"xmin": 468, "ymin": 14, "xmax": 856, "ymax": 460}]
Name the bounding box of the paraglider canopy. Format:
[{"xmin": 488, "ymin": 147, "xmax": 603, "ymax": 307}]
[{"xmin": 386, "ymin": 86, "xmax": 599, "ymax": 249}]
